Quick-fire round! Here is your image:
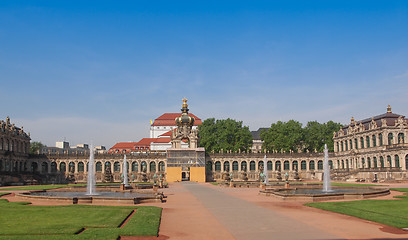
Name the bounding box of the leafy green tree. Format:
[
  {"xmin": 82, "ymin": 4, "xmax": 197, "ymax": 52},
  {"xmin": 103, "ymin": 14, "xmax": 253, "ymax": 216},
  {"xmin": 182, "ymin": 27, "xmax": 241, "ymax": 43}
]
[
  {"xmin": 261, "ymin": 120, "xmax": 304, "ymax": 153},
  {"xmin": 323, "ymin": 121, "xmax": 343, "ymax": 152},
  {"xmin": 304, "ymin": 121, "xmax": 325, "ymax": 153},
  {"xmin": 198, "ymin": 118, "xmax": 253, "ymax": 153},
  {"xmin": 30, "ymin": 141, "xmax": 46, "ymax": 154}
]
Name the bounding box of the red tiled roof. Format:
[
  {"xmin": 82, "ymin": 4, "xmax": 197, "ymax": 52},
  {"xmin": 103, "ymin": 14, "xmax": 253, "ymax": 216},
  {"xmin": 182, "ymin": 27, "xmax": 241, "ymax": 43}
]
[
  {"xmin": 159, "ymin": 130, "xmax": 173, "ymax": 137},
  {"xmin": 136, "ymin": 138, "xmax": 156, "ymax": 146},
  {"xmin": 110, "ymin": 142, "xmax": 139, "ymax": 149},
  {"xmin": 152, "ymin": 113, "xmax": 202, "ymax": 126},
  {"xmin": 152, "ymin": 138, "xmax": 172, "ymax": 143}
]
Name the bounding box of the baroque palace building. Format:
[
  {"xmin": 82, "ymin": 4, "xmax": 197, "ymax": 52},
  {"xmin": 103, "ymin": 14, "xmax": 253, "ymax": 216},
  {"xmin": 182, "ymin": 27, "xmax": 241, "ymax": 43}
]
[
  {"xmin": 2, "ymin": 104, "xmax": 408, "ymax": 185},
  {"xmin": 0, "ymin": 117, "xmax": 32, "ymax": 185},
  {"xmin": 332, "ymin": 105, "xmax": 408, "ymax": 180}
]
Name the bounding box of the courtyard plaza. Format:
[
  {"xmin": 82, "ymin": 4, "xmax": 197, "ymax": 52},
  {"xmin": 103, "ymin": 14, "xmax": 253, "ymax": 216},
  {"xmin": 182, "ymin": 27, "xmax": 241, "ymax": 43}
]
[
  {"xmin": 3, "ymin": 182, "xmax": 408, "ymax": 239},
  {"xmin": 142, "ymin": 182, "xmax": 408, "ymax": 240}
]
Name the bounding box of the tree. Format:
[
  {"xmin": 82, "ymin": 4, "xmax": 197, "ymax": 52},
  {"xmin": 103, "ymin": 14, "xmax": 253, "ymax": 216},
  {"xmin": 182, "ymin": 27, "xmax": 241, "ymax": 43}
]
[
  {"xmin": 198, "ymin": 118, "xmax": 253, "ymax": 153},
  {"xmin": 323, "ymin": 121, "xmax": 343, "ymax": 152},
  {"xmin": 30, "ymin": 141, "xmax": 46, "ymax": 154},
  {"xmin": 304, "ymin": 121, "xmax": 325, "ymax": 153},
  {"xmin": 261, "ymin": 120, "xmax": 304, "ymax": 153}
]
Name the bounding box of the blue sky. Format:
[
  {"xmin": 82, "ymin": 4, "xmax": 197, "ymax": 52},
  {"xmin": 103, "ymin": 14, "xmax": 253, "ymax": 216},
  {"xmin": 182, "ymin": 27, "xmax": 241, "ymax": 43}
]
[{"xmin": 1, "ymin": 1, "xmax": 407, "ymax": 148}]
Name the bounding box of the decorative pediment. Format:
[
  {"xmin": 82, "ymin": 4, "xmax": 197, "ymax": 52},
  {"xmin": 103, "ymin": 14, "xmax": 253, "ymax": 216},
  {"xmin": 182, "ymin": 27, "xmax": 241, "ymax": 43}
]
[
  {"xmin": 381, "ymin": 118, "xmax": 387, "ymax": 127},
  {"xmin": 348, "ymin": 125, "xmax": 354, "ymax": 135},
  {"xmin": 369, "ymin": 118, "xmax": 377, "ymax": 130},
  {"xmin": 395, "ymin": 116, "xmax": 408, "ymax": 128},
  {"xmin": 358, "ymin": 122, "xmax": 365, "ymax": 132}
]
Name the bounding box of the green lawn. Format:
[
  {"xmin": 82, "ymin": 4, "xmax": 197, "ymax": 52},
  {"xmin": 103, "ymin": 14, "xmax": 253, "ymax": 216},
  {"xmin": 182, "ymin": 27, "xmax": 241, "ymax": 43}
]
[
  {"xmin": 306, "ymin": 188, "xmax": 408, "ymax": 228},
  {"xmin": 0, "ymin": 199, "xmax": 162, "ymax": 239}
]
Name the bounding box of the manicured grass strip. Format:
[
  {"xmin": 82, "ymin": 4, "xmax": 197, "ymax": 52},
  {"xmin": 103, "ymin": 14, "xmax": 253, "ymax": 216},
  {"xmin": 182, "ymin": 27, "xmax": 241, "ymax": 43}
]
[
  {"xmin": 0, "ymin": 193, "xmax": 10, "ymax": 197},
  {"xmin": 0, "ymin": 199, "xmax": 162, "ymax": 239},
  {"xmin": 306, "ymin": 188, "xmax": 408, "ymax": 228},
  {"xmin": 330, "ymin": 182, "xmax": 382, "ymax": 187},
  {"xmin": 1, "ymin": 184, "xmax": 70, "ymax": 191}
]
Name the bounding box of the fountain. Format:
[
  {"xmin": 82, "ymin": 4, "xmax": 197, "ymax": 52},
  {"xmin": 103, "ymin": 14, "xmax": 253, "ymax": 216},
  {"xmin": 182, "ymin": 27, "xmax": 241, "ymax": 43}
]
[
  {"xmin": 86, "ymin": 145, "xmax": 97, "ymax": 195},
  {"xmin": 123, "ymin": 155, "xmax": 129, "ymax": 187},
  {"xmin": 19, "ymin": 144, "xmax": 163, "ymax": 205},
  {"xmin": 263, "ymin": 155, "xmax": 268, "ymax": 185},
  {"xmin": 322, "ymin": 144, "xmax": 331, "ymax": 192},
  {"xmin": 259, "ymin": 144, "xmax": 390, "ymax": 201}
]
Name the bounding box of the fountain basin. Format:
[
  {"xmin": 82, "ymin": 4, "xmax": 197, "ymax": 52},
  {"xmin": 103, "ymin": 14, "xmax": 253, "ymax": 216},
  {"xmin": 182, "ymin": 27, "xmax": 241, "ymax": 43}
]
[
  {"xmin": 17, "ymin": 187, "xmax": 164, "ymax": 205},
  {"xmin": 260, "ymin": 186, "xmax": 390, "ymax": 201}
]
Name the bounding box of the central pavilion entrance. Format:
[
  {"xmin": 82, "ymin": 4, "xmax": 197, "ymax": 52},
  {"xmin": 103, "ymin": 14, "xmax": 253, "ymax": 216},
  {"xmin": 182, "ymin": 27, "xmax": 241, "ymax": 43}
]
[{"xmin": 166, "ymin": 148, "xmax": 206, "ymax": 182}]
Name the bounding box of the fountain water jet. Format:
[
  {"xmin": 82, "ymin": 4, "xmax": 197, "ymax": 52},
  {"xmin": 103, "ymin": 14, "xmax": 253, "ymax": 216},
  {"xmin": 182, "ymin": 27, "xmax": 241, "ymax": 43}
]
[
  {"xmin": 123, "ymin": 155, "xmax": 129, "ymax": 187},
  {"xmin": 86, "ymin": 145, "xmax": 97, "ymax": 195},
  {"xmin": 322, "ymin": 144, "xmax": 331, "ymax": 192},
  {"xmin": 263, "ymin": 155, "xmax": 268, "ymax": 185}
]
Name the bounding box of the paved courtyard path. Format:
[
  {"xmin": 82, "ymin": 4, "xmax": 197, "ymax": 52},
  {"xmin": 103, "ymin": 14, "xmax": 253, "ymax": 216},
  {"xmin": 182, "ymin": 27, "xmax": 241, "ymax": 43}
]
[
  {"xmin": 150, "ymin": 182, "xmax": 408, "ymax": 240},
  {"xmin": 182, "ymin": 182, "xmax": 339, "ymax": 240}
]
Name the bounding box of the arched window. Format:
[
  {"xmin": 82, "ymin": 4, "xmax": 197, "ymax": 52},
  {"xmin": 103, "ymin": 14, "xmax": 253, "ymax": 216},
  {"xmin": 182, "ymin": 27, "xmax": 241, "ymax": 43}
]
[
  {"xmin": 380, "ymin": 156, "xmax": 384, "ymax": 168},
  {"xmin": 60, "ymin": 162, "xmax": 66, "ymax": 172},
  {"xmin": 387, "ymin": 155, "xmax": 392, "ymax": 167},
  {"xmin": 373, "ymin": 157, "xmax": 377, "ymax": 168},
  {"xmin": 132, "ymin": 162, "xmax": 138, "ymax": 172},
  {"xmin": 349, "ymin": 139, "xmax": 353, "ymax": 149},
  {"xmin": 341, "ymin": 142, "xmax": 344, "ymax": 152},
  {"xmin": 224, "ymin": 161, "xmax": 230, "ymax": 172},
  {"xmin": 317, "ymin": 160, "xmax": 323, "ymax": 170},
  {"xmin": 301, "ymin": 160, "xmax": 306, "ymax": 170},
  {"xmin": 398, "ymin": 133, "xmax": 404, "ymax": 144},
  {"xmin": 241, "ymin": 161, "xmax": 247, "ymax": 172},
  {"xmin": 341, "ymin": 160, "xmax": 344, "ymax": 169},
  {"xmin": 78, "ymin": 162, "xmax": 84, "ymax": 172},
  {"xmin": 150, "ymin": 162, "xmax": 156, "ymax": 172},
  {"xmin": 345, "ymin": 141, "xmax": 348, "ymax": 151},
  {"xmin": 388, "ymin": 133, "xmax": 393, "ymax": 145},
  {"xmin": 250, "ymin": 161, "xmax": 256, "ymax": 171},
  {"xmin": 366, "ymin": 136, "xmax": 370, "ymax": 148},
  {"xmin": 367, "ymin": 157, "xmax": 371, "ymax": 169},
  {"xmin": 329, "ymin": 160, "xmax": 333, "ymax": 169},
  {"xmin": 406, "ymin": 155, "xmax": 408, "ymax": 170},
  {"xmin": 275, "ymin": 161, "xmax": 281, "ymax": 171},
  {"xmin": 309, "ymin": 160, "xmax": 315, "ymax": 170},
  {"xmin": 395, "ymin": 155, "xmax": 400, "ymax": 168},
  {"xmin": 283, "ymin": 161, "xmax": 289, "ymax": 170},
  {"xmin": 379, "ymin": 133, "xmax": 383, "ymax": 146},
  {"xmin": 96, "ymin": 162, "xmax": 102, "ymax": 172},
  {"xmin": 41, "ymin": 162, "xmax": 48, "ymax": 173},
  {"xmin": 355, "ymin": 139, "xmax": 358, "ymax": 149},
  {"xmin": 292, "ymin": 161, "xmax": 298, "ymax": 171},
  {"xmin": 159, "ymin": 161, "xmax": 165, "ymax": 172},
  {"xmin": 360, "ymin": 137, "xmax": 364, "ymax": 149},
  {"xmin": 346, "ymin": 159, "xmax": 349, "ymax": 169},
  {"xmin": 372, "ymin": 135, "xmax": 377, "ymax": 147},
  {"xmin": 232, "ymin": 161, "xmax": 238, "ymax": 171},
  {"xmin": 68, "ymin": 162, "xmax": 75, "ymax": 173},
  {"xmin": 206, "ymin": 161, "xmax": 213, "ymax": 171},
  {"xmin": 51, "ymin": 162, "xmax": 57, "ymax": 173},
  {"xmin": 114, "ymin": 161, "xmax": 120, "ymax": 172},
  {"xmin": 31, "ymin": 162, "xmax": 38, "ymax": 172},
  {"xmin": 105, "ymin": 161, "xmax": 111, "ymax": 172},
  {"xmin": 267, "ymin": 161, "xmax": 273, "ymax": 171},
  {"xmin": 337, "ymin": 142, "xmax": 340, "ymax": 152},
  {"xmin": 258, "ymin": 161, "xmax": 264, "ymax": 171},
  {"xmin": 141, "ymin": 161, "xmax": 147, "ymax": 172},
  {"xmin": 215, "ymin": 161, "xmax": 221, "ymax": 171},
  {"xmin": 361, "ymin": 158, "xmax": 365, "ymax": 168}
]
